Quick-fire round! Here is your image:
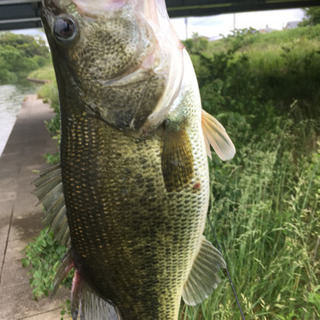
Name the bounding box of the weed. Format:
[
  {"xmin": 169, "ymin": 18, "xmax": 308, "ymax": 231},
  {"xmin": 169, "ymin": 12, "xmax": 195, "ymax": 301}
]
[{"xmin": 22, "ymin": 228, "xmax": 72, "ymax": 300}]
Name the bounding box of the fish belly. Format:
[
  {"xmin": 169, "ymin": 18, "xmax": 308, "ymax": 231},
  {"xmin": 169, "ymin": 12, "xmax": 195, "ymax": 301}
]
[{"xmin": 61, "ymin": 114, "xmax": 208, "ymax": 320}]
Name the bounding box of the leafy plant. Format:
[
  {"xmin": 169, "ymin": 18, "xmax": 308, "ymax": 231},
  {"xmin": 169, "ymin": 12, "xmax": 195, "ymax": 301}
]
[
  {"xmin": 34, "ymin": 76, "xmax": 61, "ymax": 164},
  {"xmin": 43, "ymin": 152, "xmax": 60, "ymax": 165},
  {"xmin": 60, "ymin": 299, "xmax": 71, "ymax": 320},
  {"xmin": 22, "ymin": 228, "xmax": 72, "ymax": 300}
]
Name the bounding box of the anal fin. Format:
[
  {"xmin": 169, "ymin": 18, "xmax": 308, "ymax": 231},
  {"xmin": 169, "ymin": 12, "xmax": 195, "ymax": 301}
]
[
  {"xmin": 53, "ymin": 250, "xmax": 120, "ymax": 320},
  {"xmin": 182, "ymin": 237, "xmax": 226, "ymax": 306}
]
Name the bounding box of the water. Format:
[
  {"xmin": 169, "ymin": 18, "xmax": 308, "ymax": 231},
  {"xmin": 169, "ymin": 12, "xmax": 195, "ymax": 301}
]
[{"xmin": 0, "ymin": 82, "xmax": 38, "ymax": 157}]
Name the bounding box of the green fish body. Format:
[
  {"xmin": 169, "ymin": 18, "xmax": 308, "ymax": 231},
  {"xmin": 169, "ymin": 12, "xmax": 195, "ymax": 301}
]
[{"xmin": 37, "ymin": 1, "xmax": 235, "ymax": 319}]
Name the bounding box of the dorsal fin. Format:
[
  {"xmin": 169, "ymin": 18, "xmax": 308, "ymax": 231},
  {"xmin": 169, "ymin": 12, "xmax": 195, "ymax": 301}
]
[
  {"xmin": 33, "ymin": 164, "xmax": 70, "ymax": 246},
  {"xmin": 182, "ymin": 237, "xmax": 226, "ymax": 306},
  {"xmin": 201, "ymin": 109, "xmax": 236, "ymax": 161}
]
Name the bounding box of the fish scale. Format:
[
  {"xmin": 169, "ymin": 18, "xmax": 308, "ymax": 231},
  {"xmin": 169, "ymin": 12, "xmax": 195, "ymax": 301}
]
[{"xmin": 61, "ymin": 109, "xmax": 207, "ymax": 319}]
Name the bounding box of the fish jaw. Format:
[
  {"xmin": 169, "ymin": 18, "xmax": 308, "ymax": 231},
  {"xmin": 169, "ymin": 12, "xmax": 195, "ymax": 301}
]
[{"xmin": 41, "ymin": 0, "xmax": 184, "ymax": 132}]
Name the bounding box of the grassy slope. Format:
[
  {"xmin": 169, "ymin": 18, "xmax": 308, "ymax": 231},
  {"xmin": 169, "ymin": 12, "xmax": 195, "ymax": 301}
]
[
  {"xmin": 206, "ymin": 24, "xmax": 320, "ymax": 53},
  {"xmin": 28, "ymin": 65, "xmax": 56, "ymax": 82}
]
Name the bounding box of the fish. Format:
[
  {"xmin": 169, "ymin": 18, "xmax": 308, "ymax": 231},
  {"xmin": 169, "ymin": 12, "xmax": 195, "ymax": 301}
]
[{"xmin": 36, "ymin": 0, "xmax": 236, "ymax": 319}]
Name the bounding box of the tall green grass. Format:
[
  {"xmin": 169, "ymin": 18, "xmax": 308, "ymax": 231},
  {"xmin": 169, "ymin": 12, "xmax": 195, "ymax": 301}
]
[
  {"xmin": 180, "ymin": 27, "xmax": 320, "ymax": 320},
  {"xmin": 180, "ymin": 118, "xmax": 320, "ymax": 319}
]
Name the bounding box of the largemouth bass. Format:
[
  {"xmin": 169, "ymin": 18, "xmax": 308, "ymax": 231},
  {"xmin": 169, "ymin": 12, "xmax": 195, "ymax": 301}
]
[{"xmin": 36, "ymin": 1, "xmax": 236, "ymax": 319}]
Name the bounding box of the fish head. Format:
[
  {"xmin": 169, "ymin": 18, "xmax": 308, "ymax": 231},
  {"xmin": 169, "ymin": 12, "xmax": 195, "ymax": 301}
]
[{"xmin": 41, "ymin": 0, "xmax": 183, "ymax": 131}]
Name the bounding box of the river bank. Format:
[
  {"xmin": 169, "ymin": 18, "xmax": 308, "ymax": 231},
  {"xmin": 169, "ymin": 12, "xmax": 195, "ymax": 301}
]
[{"xmin": 0, "ymin": 95, "xmax": 68, "ymax": 320}]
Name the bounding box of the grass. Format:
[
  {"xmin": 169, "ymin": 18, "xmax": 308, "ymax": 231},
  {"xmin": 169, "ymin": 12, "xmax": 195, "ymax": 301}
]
[
  {"xmin": 205, "ymin": 24, "xmax": 320, "ymax": 54},
  {"xmin": 179, "ymin": 117, "xmax": 320, "ymax": 318},
  {"xmin": 198, "ymin": 125, "xmax": 320, "ymax": 319},
  {"xmin": 28, "ymin": 65, "xmax": 56, "ymax": 82},
  {"xmin": 180, "ymin": 26, "xmax": 320, "ymax": 319}
]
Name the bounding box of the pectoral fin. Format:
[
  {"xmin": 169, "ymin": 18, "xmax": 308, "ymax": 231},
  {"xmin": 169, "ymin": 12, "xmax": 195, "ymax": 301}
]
[
  {"xmin": 182, "ymin": 237, "xmax": 226, "ymax": 306},
  {"xmin": 161, "ymin": 124, "xmax": 194, "ymax": 192},
  {"xmin": 201, "ymin": 109, "xmax": 236, "ymax": 161}
]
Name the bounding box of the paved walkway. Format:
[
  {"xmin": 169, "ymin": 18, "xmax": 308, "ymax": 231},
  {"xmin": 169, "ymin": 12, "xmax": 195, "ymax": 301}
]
[{"xmin": 0, "ymin": 95, "xmax": 68, "ymax": 320}]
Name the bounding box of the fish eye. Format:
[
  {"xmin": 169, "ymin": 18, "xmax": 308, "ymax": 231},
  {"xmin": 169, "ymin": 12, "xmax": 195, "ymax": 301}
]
[{"xmin": 54, "ymin": 15, "xmax": 77, "ymax": 42}]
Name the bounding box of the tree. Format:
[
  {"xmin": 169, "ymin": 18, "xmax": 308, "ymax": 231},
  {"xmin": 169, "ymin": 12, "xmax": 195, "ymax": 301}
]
[
  {"xmin": 299, "ymin": 7, "xmax": 320, "ymax": 26},
  {"xmin": 0, "ymin": 33, "xmax": 49, "ymax": 58},
  {"xmin": 183, "ymin": 33, "xmax": 209, "ymax": 55},
  {"xmin": 0, "ymin": 32, "xmax": 50, "ymax": 84}
]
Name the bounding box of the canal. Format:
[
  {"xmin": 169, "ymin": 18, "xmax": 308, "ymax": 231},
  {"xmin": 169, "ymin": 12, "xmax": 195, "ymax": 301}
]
[{"xmin": 0, "ymin": 82, "xmax": 38, "ymax": 157}]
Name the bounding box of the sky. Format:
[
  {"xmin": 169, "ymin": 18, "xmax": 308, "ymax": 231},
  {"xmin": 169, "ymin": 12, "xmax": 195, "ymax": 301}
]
[
  {"xmin": 171, "ymin": 8, "xmax": 305, "ymax": 40},
  {"xmin": 11, "ymin": 8, "xmax": 306, "ymax": 41}
]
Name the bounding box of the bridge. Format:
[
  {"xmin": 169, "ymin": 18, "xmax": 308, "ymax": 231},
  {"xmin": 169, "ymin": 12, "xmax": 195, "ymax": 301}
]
[{"xmin": 0, "ymin": 0, "xmax": 319, "ymax": 31}]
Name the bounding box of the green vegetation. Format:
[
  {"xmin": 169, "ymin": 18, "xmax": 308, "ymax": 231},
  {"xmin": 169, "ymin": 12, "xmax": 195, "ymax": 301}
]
[
  {"xmin": 22, "ymin": 228, "xmax": 72, "ymax": 299},
  {"xmin": 24, "ymin": 25, "xmax": 320, "ymax": 319},
  {"xmin": 180, "ymin": 28, "xmax": 320, "ymax": 320},
  {"xmin": 33, "ymin": 71, "xmax": 61, "ymax": 164},
  {"xmin": 28, "ymin": 65, "xmax": 56, "ymax": 82},
  {"xmin": 41, "ymin": 82, "xmax": 61, "ymax": 165},
  {"xmin": 300, "ymin": 7, "xmax": 320, "ymax": 26},
  {"xmin": 0, "ymin": 32, "xmax": 50, "ymax": 84}
]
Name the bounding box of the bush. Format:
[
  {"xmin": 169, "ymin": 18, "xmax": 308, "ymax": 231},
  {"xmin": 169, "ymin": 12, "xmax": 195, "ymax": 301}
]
[{"xmin": 0, "ymin": 33, "xmax": 50, "ymax": 84}]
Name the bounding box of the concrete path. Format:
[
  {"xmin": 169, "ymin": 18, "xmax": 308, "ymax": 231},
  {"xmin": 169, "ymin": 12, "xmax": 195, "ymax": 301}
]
[{"xmin": 0, "ymin": 95, "xmax": 69, "ymax": 320}]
